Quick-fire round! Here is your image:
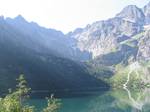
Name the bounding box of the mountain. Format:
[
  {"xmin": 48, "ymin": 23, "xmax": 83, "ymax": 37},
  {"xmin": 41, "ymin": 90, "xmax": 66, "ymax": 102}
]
[
  {"xmin": 1, "ymin": 1, "xmax": 150, "ymax": 94},
  {"xmin": 6, "ymin": 15, "xmax": 91, "ymax": 61},
  {"xmin": 68, "ymin": 7, "xmax": 143, "ymax": 59},
  {"xmin": 2, "ymin": 1, "xmax": 150, "ymax": 64},
  {"xmin": 68, "ymin": 2, "xmax": 150, "ymax": 64},
  {"xmin": 116, "ymin": 5, "xmax": 145, "ymax": 25},
  {"xmin": 0, "ymin": 16, "xmax": 108, "ymax": 97},
  {"xmin": 67, "ymin": 2, "xmax": 150, "ymax": 87},
  {"xmin": 143, "ymin": 2, "xmax": 150, "ymax": 24}
]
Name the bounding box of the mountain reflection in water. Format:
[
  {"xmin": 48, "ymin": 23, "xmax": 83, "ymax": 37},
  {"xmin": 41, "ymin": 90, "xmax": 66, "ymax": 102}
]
[{"xmin": 28, "ymin": 88, "xmax": 150, "ymax": 112}]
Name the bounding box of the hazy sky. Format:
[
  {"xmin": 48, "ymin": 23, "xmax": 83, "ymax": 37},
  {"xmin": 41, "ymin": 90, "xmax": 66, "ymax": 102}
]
[{"xmin": 0, "ymin": 0, "xmax": 149, "ymax": 33}]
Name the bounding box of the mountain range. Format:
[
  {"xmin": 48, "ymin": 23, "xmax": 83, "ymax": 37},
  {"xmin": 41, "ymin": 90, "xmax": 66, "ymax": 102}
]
[{"xmin": 0, "ymin": 1, "xmax": 150, "ymax": 96}]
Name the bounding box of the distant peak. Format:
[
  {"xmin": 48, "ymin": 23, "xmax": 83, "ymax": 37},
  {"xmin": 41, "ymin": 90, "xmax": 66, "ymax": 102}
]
[
  {"xmin": 125, "ymin": 5, "xmax": 138, "ymax": 9},
  {"xmin": 143, "ymin": 1, "xmax": 150, "ymax": 24},
  {"xmin": 116, "ymin": 5, "xmax": 144, "ymax": 24},
  {"xmin": 14, "ymin": 15, "xmax": 26, "ymax": 21},
  {"xmin": 143, "ymin": 1, "xmax": 150, "ymax": 11},
  {"xmin": 72, "ymin": 28, "xmax": 83, "ymax": 34},
  {"xmin": 117, "ymin": 5, "xmax": 141, "ymax": 16}
]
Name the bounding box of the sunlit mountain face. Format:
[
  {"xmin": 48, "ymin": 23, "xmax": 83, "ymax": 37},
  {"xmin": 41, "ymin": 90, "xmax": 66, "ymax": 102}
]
[
  {"xmin": 0, "ymin": 15, "xmax": 109, "ymax": 96},
  {"xmin": 0, "ymin": 0, "xmax": 150, "ymax": 102},
  {"xmin": 0, "ymin": 1, "xmax": 150, "ymax": 112},
  {"xmin": 0, "ymin": 1, "xmax": 150, "ymax": 93}
]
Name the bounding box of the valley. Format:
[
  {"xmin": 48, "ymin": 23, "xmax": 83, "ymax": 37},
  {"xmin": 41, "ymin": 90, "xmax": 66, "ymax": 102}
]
[{"xmin": 0, "ymin": 1, "xmax": 150, "ymax": 98}]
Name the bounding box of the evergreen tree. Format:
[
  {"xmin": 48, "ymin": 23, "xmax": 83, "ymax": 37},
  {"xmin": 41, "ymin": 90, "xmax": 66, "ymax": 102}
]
[{"xmin": 0, "ymin": 75, "xmax": 61, "ymax": 112}]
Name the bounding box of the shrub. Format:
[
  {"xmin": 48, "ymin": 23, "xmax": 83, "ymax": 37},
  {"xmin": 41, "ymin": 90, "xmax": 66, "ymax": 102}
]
[{"xmin": 0, "ymin": 75, "xmax": 61, "ymax": 112}]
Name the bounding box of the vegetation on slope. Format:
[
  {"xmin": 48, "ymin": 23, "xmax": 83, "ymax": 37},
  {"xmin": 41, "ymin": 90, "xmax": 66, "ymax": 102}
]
[
  {"xmin": 110, "ymin": 61, "xmax": 150, "ymax": 89},
  {"xmin": 0, "ymin": 34, "xmax": 109, "ymax": 97},
  {"xmin": 0, "ymin": 75, "xmax": 61, "ymax": 112}
]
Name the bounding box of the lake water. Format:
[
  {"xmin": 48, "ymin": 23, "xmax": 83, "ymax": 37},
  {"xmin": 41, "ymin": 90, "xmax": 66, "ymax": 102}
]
[{"xmin": 28, "ymin": 88, "xmax": 150, "ymax": 112}]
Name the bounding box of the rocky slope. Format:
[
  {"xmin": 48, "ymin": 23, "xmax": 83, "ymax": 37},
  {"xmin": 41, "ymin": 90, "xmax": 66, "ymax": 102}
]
[
  {"xmin": 0, "ymin": 16, "xmax": 108, "ymax": 97},
  {"xmin": 1, "ymin": 1, "xmax": 150, "ymax": 94},
  {"xmin": 138, "ymin": 29, "xmax": 150, "ymax": 60},
  {"xmin": 3, "ymin": 2, "xmax": 150, "ymax": 64},
  {"xmin": 68, "ymin": 2, "xmax": 150, "ymax": 63},
  {"xmin": 5, "ymin": 15, "xmax": 91, "ymax": 61}
]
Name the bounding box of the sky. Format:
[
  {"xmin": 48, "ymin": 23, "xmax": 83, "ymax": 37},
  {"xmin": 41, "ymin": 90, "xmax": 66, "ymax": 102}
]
[{"xmin": 0, "ymin": 0, "xmax": 149, "ymax": 33}]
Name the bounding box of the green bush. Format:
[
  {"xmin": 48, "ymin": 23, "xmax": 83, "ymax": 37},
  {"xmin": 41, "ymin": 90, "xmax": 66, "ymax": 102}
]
[{"xmin": 0, "ymin": 75, "xmax": 61, "ymax": 112}]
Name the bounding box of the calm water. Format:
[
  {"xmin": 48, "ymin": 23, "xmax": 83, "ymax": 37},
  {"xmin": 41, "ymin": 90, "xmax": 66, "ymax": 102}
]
[{"xmin": 28, "ymin": 88, "xmax": 150, "ymax": 112}]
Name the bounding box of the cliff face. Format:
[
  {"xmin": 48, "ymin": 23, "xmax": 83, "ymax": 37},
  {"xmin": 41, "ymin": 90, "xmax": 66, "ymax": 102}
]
[
  {"xmin": 138, "ymin": 30, "xmax": 150, "ymax": 60},
  {"xmin": 68, "ymin": 2, "xmax": 150, "ymax": 63},
  {"xmin": 3, "ymin": 2, "xmax": 150, "ymax": 63}
]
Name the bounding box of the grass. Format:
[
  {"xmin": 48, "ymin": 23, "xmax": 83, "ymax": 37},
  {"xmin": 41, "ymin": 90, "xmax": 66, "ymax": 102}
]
[
  {"xmin": 120, "ymin": 32, "xmax": 144, "ymax": 47},
  {"xmin": 109, "ymin": 61, "xmax": 150, "ymax": 89}
]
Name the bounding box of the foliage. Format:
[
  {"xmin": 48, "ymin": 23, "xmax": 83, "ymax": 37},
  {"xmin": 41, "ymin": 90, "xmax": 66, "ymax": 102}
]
[
  {"xmin": 0, "ymin": 75, "xmax": 61, "ymax": 112},
  {"xmin": 110, "ymin": 63, "xmax": 147, "ymax": 89},
  {"xmin": 43, "ymin": 95, "xmax": 61, "ymax": 112}
]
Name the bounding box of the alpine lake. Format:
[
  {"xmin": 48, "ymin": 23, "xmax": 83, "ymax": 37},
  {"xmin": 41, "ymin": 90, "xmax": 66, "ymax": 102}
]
[{"xmin": 28, "ymin": 88, "xmax": 150, "ymax": 112}]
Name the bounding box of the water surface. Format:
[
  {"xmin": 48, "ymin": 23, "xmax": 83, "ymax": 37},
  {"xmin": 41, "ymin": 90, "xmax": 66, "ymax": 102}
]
[{"xmin": 28, "ymin": 88, "xmax": 150, "ymax": 112}]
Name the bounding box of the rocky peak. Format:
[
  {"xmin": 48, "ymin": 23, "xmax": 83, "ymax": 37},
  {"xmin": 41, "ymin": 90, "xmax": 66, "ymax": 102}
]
[
  {"xmin": 69, "ymin": 15, "xmax": 143, "ymax": 58},
  {"xmin": 6, "ymin": 15, "xmax": 28, "ymax": 27},
  {"xmin": 143, "ymin": 1, "xmax": 150, "ymax": 24},
  {"xmin": 116, "ymin": 5, "xmax": 145, "ymax": 25},
  {"xmin": 143, "ymin": 1, "xmax": 150, "ymax": 13},
  {"xmin": 14, "ymin": 15, "xmax": 26, "ymax": 21}
]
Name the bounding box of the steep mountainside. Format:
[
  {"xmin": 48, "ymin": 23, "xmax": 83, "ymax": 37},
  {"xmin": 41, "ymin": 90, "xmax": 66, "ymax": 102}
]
[
  {"xmin": 2, "ymin": 2, "xmax": 150, "ymax": 64},
  {"xmin": 116, "ymin": 5, "xmax": 145, "ymax": 25},
  {"xmin": 143, "ymin": 2, "xmax": 150, "ymax": 24},
  {"xmin": 138, "ymin": 29, "xmax": 150, "ymax": 60},
  {"xmin": 0, "ymin": 17, "xmax": 108, "ymax": 97},
  {"xmin": 68, "ymin": 3, "xmax": 150, "ymax": 63},
  {"xmin": 67, "ymin": 2, "xmax": 150, "ymax": 87},
  {"xmin": 1, "ymin": 1, "xmax": 150, "ymax": 93},
  {"xmin": 6, "ymin": 15, "xmax": 91, "ymax": 61}
]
